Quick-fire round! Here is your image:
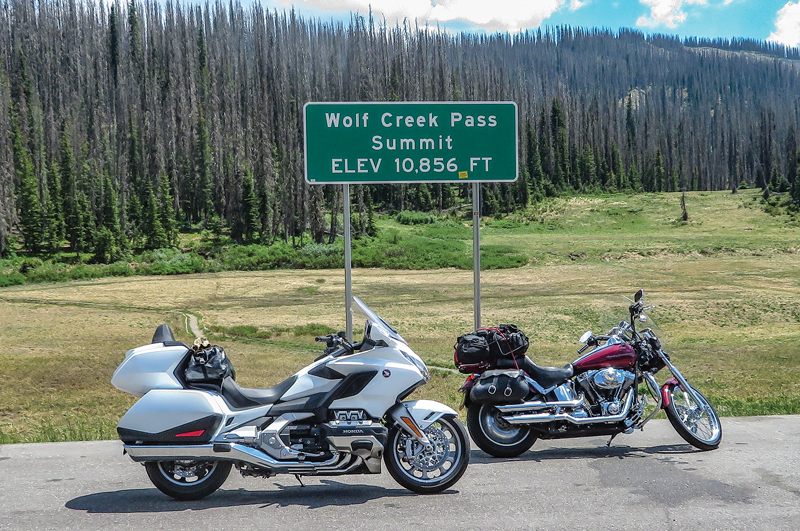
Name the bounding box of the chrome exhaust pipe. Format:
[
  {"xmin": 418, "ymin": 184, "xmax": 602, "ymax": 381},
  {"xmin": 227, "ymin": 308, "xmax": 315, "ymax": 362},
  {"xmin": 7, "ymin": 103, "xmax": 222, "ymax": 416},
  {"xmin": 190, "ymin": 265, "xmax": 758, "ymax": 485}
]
[
  {"xmin": 125, "ymin": 442, "xmax": 345, "ymax": 473},
  {"xmin": 495, "ymin": 396, "xmax": 585, "ymax": 413},
  {"xmin": 503, "ymin": 390, "xmax": 634, "ymax": 425}
]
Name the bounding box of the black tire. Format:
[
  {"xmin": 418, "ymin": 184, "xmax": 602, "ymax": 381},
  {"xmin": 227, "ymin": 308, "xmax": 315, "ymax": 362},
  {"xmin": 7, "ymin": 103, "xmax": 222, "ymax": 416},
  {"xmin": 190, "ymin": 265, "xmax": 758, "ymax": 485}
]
[
  {"xmin": 145, "ymin": 460, "xmax": 231, "ymax": 500},
  {"xmin": 664, "ymin": 383, "xmax": 722, "ymax": 451},
  {"xmin": 467, "ymin": 403, "xmax": 538, "ymax": 458},
  {"xmin": 384, "ymin": 414, "xmax": 470, "ymax": 494}
]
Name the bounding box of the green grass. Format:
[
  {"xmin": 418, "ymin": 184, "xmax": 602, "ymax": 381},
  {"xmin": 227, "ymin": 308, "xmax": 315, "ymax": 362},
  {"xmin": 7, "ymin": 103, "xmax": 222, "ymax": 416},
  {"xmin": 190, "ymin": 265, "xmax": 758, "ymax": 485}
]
[{"xmin": 2, "ymin": 189, "xmax": 800, "ymax": 443}]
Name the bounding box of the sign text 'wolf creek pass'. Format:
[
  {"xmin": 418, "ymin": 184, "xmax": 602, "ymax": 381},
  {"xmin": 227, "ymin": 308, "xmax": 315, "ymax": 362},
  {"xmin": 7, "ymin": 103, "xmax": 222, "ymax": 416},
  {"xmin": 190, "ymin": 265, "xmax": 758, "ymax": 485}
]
[{"xmin": 304, "ymin": 102, "xmax": 518, "ymax": 184}]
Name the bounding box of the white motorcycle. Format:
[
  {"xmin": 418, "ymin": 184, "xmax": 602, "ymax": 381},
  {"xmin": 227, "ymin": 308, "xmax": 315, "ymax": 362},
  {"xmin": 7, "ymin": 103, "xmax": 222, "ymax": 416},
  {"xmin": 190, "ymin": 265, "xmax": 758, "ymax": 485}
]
[{"xmin": 112, "ymin": 297, "xmax": 469, "ymax": 500}]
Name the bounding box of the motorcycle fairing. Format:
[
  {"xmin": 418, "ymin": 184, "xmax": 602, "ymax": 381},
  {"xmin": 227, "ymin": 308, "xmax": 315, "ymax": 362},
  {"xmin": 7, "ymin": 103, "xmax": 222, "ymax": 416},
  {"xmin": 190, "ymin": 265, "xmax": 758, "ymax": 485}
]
[{"xmin": 326, "ymin": 351, "xmax": 426, "ymax": 418}]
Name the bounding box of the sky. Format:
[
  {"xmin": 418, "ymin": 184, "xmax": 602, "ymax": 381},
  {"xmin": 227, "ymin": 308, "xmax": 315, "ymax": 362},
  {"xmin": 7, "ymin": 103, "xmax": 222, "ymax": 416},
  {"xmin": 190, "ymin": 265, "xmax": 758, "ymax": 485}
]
[{"xmin": 255, "ymin": 0, "xmax": 800, "ymax": 48}]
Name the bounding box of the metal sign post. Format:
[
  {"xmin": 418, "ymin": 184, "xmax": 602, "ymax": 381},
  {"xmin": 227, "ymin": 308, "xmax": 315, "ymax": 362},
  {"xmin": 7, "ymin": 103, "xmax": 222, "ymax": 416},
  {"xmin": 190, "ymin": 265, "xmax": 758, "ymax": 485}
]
[
  {"xmin": 472, "ymin": 182, "xmax": 481, "ymax": 330},
  {"xmin": 304, "ymin": 101, "xmax": 517, "ymax": 335},
  {"xmin": 343, "ymin": 184, "xmax": 353, "ymax": 341}
]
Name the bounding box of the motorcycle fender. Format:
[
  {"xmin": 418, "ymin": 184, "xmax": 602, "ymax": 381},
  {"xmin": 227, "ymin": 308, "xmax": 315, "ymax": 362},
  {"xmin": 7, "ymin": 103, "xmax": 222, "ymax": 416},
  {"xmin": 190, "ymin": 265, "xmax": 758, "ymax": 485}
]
[
  {"xmin": 660, "ymin": 378, "xmax": 679, "ymax": 408},
  {"xmin": 387, "ymin": 400, "xmax": 457, "ymax": 443}
]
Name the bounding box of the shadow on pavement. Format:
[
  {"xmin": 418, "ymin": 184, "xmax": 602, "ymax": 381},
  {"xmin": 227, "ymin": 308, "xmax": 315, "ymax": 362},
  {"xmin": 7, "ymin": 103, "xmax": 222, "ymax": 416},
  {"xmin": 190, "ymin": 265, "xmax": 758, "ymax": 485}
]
[
  {"xmin": 469, "ymin": 442, "xmax": 699, "ymax": 464},
  {"xmin": 65, "ymin": 479, "xmax": 457, "ymax": 513}
]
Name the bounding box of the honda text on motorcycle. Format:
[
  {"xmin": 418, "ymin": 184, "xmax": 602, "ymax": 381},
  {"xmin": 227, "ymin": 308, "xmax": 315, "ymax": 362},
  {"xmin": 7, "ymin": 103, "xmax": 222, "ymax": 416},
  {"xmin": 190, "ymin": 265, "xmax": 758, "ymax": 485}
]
[
  {"xmin": 456, "ymin": 289, "xmax": 721, "ymax": 457},
  {"xmin": 112, "ymin": 297, "xmax": 469, "ymax": 500}
]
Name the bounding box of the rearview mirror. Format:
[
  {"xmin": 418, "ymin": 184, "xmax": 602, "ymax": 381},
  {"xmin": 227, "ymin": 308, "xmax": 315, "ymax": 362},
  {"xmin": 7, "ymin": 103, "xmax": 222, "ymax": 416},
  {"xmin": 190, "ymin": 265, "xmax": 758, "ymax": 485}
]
[
  {"xmin": 579, "ymin": 330, "xmax": 593, "ymax": 343},
  {"xmin": 634, "ymin": 289, "xmax": 644, "ymax": 302}
]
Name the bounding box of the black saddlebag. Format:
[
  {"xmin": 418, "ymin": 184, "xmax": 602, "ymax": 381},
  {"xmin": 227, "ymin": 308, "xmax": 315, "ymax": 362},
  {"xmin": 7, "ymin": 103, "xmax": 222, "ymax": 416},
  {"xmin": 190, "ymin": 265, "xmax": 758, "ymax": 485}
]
[
  {"xmin": 185, "ymin": 343, "xmax": 235, "ymax": 383},
  {"xmin": 469, "ymin": 369, "xmax": 528, "ymax": 404}
]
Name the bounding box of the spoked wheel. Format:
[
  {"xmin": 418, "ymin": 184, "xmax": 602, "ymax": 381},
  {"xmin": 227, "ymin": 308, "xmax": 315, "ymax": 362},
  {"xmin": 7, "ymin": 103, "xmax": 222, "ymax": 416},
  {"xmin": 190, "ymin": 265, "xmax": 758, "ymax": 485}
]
[
  {"xmin": 664, "ymin": 383, "xmax": 722, "ymax": 451},
  {"xmin": 145, "ymin": 460, "xmax": 232, "ymax": 500},
  {"xmin": 384, "ymin": 414, "xmax": 470, "ymax": 494},
  {"xmin": 467, "ymin": 403, "xmax": 537, "ymax": 458}
]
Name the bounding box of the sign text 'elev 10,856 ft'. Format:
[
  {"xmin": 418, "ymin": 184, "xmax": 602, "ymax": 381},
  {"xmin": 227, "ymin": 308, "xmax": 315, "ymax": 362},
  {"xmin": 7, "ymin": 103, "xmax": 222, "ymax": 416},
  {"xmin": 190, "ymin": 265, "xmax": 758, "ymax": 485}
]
[{"xmin": 304, "ymin": 102, "xmax": 518, "ymax": 184}]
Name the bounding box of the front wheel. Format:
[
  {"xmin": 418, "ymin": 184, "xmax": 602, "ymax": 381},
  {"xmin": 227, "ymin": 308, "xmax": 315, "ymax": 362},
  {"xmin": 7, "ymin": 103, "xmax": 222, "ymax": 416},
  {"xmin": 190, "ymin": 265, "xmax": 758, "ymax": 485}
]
[
  {"xmin": 664, "ymin": 383, "xmax": 722, "ymax": 451},
  {"xmin": 145, "ymin": 460, "xmax": 231, "ymax": 500},
  {"xmin": 467, "ymin": 403, "xmax": 538, "ymax": 458},
  {"xmin": 384, "ymin": 414, "xmax": 470, "ymax": 494}
]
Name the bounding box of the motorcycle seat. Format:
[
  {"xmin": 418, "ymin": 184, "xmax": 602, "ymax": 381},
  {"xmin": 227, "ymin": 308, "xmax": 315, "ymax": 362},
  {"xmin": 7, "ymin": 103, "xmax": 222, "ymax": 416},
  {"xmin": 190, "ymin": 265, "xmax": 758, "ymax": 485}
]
[
  {"xmin": 495, "ymin": 356, "xmax": 574, "ymax": 389},
  {"xmin": 220, "ymin": 375, "xmax": 298, "ymax": 409}
]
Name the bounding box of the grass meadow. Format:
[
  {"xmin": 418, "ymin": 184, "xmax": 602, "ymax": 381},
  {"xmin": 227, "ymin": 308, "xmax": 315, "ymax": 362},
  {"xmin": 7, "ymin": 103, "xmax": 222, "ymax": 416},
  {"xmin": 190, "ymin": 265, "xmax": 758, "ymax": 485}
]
[{"xmin": 1, "ymin": 189, "xmax": 799, "ymax": 443}]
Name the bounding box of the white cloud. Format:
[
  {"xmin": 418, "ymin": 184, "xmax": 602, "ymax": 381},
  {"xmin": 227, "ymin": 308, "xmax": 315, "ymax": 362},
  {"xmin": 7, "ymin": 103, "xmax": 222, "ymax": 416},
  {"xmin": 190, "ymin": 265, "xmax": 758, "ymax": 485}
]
[
  {"xmin": 768, "ymin": 1, "xmax": 800, "ymax": 47},
  {"xmin": 636, "ymin": 0, "xmax": 706, "ymax": 29},
  {"xmin": 571, "ymin": 0, "xmax": 588, "ymax": 10},
  {"xmin": 275, "ymin": 0, "xmax": 566, "ymax": 32}
]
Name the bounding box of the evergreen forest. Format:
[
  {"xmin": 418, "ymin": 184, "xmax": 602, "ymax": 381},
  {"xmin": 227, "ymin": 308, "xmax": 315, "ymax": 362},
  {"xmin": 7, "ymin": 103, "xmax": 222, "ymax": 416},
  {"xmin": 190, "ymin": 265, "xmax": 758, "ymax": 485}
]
[{"xmin": 2, "ymin": 0, "xmax": 800, "ymax": 268}]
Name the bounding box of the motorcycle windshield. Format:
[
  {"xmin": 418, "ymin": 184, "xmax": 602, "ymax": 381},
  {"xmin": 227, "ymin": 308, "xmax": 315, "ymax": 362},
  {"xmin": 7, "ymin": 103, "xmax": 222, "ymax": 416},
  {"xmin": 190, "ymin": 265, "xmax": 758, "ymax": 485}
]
[
  {"xmin": 352, "ymin": 296, "xmax": 407, "ymax": 344},
  {"xmin": 636, "ymin": 304, "xmax": 669, "ymax": 350}
]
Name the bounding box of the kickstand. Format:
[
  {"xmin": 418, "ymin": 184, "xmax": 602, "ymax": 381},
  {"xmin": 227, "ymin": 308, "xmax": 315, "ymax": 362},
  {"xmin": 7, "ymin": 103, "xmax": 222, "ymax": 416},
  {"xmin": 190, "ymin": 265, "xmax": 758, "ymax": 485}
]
[
  {"xmin": 294, "ymin": 474, "xmax": 305, "ymax": 487},
  {"xmin": 606, "ymin": 433, "xmax": 619, "ymax": 447}
]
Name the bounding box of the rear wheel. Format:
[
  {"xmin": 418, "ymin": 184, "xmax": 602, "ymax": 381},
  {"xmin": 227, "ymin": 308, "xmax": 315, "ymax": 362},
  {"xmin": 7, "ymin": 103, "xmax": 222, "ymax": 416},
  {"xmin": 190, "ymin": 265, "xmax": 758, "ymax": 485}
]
[
  {"xmin": 664, "ymin": 383, "xmax": 722, "ymax": 451},
  {"xmin": 384, "ymin": 414, "xmax": 470, "ymax": 494},
  {"xmin": 467, "ymin": 403, "xmax": 537, "ymax": 458},
  {"xmin": 145, "ymin": 460, "xmax": 231, "ymax": 500}
]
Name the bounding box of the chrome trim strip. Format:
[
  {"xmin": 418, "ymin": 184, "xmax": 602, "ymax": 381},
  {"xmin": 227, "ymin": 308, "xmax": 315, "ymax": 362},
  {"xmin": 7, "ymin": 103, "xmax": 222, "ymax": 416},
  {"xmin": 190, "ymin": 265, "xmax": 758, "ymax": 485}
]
[{"xmin": 495, "ymin": 397, "xmax": 584, "ymax": 413}]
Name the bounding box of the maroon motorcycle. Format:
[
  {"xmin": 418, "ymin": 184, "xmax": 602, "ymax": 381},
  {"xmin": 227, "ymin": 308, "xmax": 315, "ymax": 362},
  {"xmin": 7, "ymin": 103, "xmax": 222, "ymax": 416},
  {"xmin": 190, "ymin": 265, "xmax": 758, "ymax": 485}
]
[{"xmin": 457, "ymin": 290, "xmax": 721, "ymax": 457}]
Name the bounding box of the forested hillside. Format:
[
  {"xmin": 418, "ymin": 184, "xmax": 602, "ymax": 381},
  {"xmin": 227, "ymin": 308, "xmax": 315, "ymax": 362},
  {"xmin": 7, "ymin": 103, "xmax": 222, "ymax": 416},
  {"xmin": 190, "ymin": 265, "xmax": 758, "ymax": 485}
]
[{"xmin": 1, "ymin": 0, "xmax": 800, "ymax": 259}]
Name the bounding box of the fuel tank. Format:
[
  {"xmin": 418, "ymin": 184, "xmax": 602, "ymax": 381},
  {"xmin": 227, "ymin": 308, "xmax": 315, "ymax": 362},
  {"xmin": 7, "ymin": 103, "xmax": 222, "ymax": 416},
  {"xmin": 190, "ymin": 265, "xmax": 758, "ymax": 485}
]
[{"xmin": 572, "ymin": 343, "xmax": 636, "ymax": 373}]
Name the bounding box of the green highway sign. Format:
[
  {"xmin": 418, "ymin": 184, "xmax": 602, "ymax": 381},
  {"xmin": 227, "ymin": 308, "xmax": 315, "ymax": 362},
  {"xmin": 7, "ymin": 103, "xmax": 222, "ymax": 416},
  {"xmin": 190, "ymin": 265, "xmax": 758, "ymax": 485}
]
[{"xmin": 304, "ymin": 102, "xmax": 518, "ymax": 184}]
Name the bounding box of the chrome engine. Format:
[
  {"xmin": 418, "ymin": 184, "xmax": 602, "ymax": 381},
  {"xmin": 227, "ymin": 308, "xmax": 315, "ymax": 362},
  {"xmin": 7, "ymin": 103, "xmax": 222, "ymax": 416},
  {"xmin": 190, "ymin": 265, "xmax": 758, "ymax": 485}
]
[
  {"xmin": 494, "ymin": 368, "xmax": 639, "ymax": 426},
  {"xmin": 577, "ymin": 368, "xmax": 636, "ymax": 416}
]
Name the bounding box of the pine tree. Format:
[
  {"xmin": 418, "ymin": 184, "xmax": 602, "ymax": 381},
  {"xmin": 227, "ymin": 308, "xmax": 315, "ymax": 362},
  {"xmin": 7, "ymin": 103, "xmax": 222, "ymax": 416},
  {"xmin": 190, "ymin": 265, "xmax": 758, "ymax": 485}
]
[
  {"xmin": 241, "ymin": 169, "xmax": 259, "ymax": 243},
  {"xmin": 73, "ymin": 159, "xmax": 95, "ymax": 253},
  {"xmin": 143, "ymin": 181, "xmax": 168, "ymax": 249},
  {"xmin": 195, "ymin": 111, "xmax": 214, "ymax": 223},
  {"xmin": 610, "ymin": 141, "xmax": 626, "ymax": 191},
  {"xmin": 11, "ymin": 112, "xmax": 42, "ymax": 253},
  {"xmin": 60, "ymin": 127, "xmax": 85, "ymax": 254},
  {"xmin": 364, "ymin": 189, "xmax": 377, "ymax": 237},
  {"xmin": 791, "ymin": 147, "xmax": 800, "ymax": 207},
  {"xmin": 126, "ymin": 117, "xmax": 143, "ymax": 240},
  {"xmin": 653, "ymin": 149, "xmax": 666, "ymax": 193},
  {"xmin": 71, "ymin": 188, "xmax": 91, "ymax": 254},
  {"xmin": 581, "ymin": 144, "xmax": 597, "ymax": 190},
  {"xmin": 93, "ymin": 171, "xmax": 126, "ymax": 263},
  {"xmin": 44, "ymin": 161, "xmax": 65, "ymax": 252},
  {"xmin": 550, "ymin": 99, "xmax": 569, "ymax": 191},
  {"xmin": 516, "ymin": 168, "xmax": 530, "ymax": 207},
  {"xmin": 158, "ymin": 170, "xmax": 178, "ymax": 246}
]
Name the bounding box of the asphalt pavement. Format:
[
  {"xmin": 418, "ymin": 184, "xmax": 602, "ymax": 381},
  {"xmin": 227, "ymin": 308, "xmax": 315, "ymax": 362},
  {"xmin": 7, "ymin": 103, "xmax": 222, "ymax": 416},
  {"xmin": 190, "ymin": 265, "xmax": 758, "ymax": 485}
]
[{"xmin": 1, "ymin": 415, "xmax": 798, "ymax": 531}]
